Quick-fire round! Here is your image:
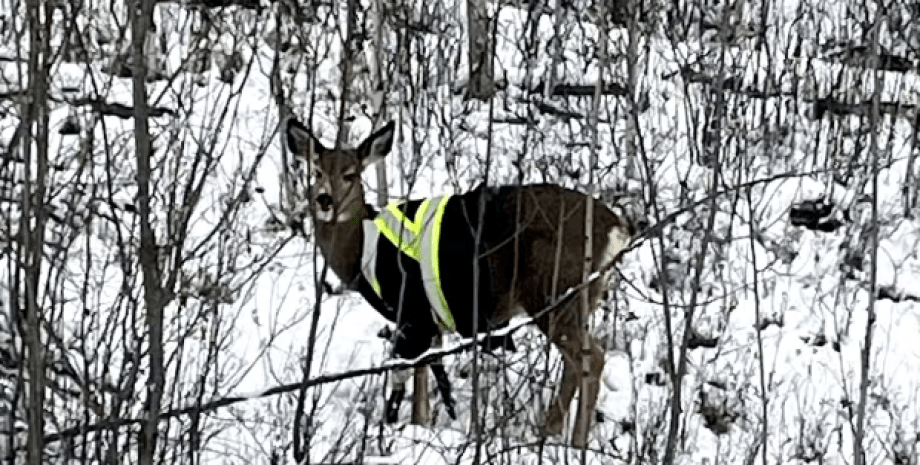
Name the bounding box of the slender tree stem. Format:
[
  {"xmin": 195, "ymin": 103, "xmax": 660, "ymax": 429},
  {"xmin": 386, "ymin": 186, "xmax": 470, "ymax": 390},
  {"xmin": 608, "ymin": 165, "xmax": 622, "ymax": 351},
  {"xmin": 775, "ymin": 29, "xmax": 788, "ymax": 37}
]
[
  {"xmin": 853, "ymin": 14, "xmax": 883, "ymax": 465},
  {"xmin": 130, "ymin": 1, "xmax": 168, "ymax": 463}
]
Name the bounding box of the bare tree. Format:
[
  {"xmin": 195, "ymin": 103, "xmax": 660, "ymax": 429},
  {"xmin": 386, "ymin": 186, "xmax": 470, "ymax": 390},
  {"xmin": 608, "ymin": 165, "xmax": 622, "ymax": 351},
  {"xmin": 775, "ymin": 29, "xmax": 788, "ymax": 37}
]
[
  {"xmin": 1, "ymin": 0, "xmax": 918, "ymax": 463},
  {"xmin": 466, "ymin": 0, "xmax": 495, "ymax": 100},
  {"xmin": 19, "ymin": 0, "xmax": 51, "ymax": 462},
  {"xmin": 128, "ymin": 1, "xmax": 167, "ymax": 463}
]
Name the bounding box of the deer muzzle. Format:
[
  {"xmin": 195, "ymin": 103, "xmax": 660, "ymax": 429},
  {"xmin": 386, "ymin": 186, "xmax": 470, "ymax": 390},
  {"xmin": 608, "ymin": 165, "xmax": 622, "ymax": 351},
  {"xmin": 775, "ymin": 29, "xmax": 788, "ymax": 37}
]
[{"xmin": 315, "ymin": 193, "xmax": 334, "ymax": 212}]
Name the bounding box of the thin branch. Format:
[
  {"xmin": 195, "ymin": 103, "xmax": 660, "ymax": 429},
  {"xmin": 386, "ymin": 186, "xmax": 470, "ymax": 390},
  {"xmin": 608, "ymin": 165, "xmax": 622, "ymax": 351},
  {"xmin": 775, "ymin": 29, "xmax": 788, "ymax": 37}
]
[{"xmin": 853, "ymin": 11, "xmax": 884, "ymax": 465}]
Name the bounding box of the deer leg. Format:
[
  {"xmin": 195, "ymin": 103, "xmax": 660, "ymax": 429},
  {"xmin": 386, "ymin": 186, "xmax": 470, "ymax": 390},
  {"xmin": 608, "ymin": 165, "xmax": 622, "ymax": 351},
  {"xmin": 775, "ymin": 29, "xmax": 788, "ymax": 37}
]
[
  {"xmin": 537, "ymin": 310, "xmax": 582, "ymax": 437},
  {"xmin": 386, "ymin": 368, "xmax": 412, "ymax": 423},
  {"xmin": 430, "ymin": 362, "xmax": 456, "ymax": 420},
  {"xmin": 540, "ymin": 316, "xmax": 605, "ymax": 446},
  {"xmin": 545, "ymin": 355, "xmax": 579, "ymax": 436},
  {"xmin": 429, "ymin": 334, "xmax": 457, "ymax": 420},
  {"xmin": 384, "ymin": 328, "xmax": 435, "ymax": 425},
  {"xmin": 570, "ymin": 337, "xmax": 605, "ymax": 448},
  {"xmin": 385, "ymin": 388, "xmax": 404, "ymax": 423}
]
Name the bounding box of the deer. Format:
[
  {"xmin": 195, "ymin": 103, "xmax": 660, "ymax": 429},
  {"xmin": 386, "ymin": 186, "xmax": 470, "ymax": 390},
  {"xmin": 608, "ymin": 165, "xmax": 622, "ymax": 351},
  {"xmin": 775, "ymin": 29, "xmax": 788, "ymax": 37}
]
[{"xmin": 284, "ymin": 116, "xmax": 641, "ymax": 447}]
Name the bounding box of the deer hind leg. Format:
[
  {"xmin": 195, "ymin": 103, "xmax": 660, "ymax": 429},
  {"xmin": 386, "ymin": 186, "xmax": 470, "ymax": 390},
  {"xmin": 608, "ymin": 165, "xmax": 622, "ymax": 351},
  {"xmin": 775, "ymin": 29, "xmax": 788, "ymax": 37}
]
[
  {"xmin": 537, "ymin": 309, "xmax": 581, "ymax": 436},
  {"xmin": 539, "ymin": 310, "xmax": 606, "ymax": 447},
  {"xmin": 570, "ymin": 336, "xmax": 605, "ymax": 448},
  {"xmin": 544, "ymin": 350, "xmax": 578, "ymax": 436}
]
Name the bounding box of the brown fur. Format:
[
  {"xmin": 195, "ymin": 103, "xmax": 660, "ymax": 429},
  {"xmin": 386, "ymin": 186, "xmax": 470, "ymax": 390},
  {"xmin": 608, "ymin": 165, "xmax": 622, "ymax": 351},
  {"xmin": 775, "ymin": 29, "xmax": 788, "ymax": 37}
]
[
  {"xmin": 480, "ymin": 185, "xmax": 628, "ymax": 442},
  {"xmin": 285, "ymin": 118, "xmax": 633, "ymax": 447}
]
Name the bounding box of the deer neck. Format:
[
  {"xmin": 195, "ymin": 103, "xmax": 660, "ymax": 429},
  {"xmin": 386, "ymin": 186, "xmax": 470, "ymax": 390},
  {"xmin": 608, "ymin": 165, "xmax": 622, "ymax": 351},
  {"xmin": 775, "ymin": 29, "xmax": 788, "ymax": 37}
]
[{"xmin": 313, "ymin": 205, "xmax": 371, "ymax": 285}]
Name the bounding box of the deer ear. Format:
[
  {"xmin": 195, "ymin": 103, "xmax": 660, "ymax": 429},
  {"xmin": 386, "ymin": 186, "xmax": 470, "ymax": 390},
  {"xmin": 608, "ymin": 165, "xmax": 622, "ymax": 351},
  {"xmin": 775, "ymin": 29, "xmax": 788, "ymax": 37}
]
[
  {"xmin": 359, "ymin": 121, "xmax": 395, "ymax": 168},
  {"xmin": 285, "ymin": 117, "xmax": 326, "ymax": 160}
]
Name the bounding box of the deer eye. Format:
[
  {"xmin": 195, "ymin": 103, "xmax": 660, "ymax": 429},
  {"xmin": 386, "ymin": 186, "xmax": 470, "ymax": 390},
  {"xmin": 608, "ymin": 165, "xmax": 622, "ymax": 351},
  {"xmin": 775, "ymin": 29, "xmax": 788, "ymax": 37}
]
[{"xmin": 342, "ymin": 171, "xmax": 359, "ymax": 183}]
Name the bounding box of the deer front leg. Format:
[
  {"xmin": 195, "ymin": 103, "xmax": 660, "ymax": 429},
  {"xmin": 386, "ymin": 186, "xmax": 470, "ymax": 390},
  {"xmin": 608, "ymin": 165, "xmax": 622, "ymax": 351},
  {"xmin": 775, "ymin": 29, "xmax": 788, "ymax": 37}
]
[
  {"xmin": 385, "ymin": 327, "xmax": 437, "ymax": 425},
  {"xmin": 386, "ymin": 367, "xmax": 412, "ymax": 423},
  {"xmin": 384, "ymin": 366, "xmax": 434, "ymax": 425}
]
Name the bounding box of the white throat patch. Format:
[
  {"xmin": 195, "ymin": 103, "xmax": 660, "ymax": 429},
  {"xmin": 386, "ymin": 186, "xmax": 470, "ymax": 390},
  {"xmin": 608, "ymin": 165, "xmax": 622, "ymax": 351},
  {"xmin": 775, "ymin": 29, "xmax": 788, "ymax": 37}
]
[{"xmin": 314, "ymin": 210, "xmax": 353, "ymax": 223}]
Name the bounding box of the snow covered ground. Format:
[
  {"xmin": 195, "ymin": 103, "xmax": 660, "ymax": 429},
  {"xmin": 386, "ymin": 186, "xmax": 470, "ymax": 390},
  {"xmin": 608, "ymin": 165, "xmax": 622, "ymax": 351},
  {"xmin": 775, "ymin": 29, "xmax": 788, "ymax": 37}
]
[{"xmin": 1, "ymin": 0, "xmax": 919, "ymax": 463}]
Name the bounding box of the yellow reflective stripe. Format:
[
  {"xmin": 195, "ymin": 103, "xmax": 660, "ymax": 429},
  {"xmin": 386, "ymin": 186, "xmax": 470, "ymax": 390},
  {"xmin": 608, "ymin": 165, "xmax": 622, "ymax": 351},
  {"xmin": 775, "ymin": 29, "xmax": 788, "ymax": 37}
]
[
  {"xmin": 374, "ymin": 215, "xmax": 406, "ymax": 257},
  {"xmin": 375, "ymin": 199, "xmax": 431, "ymax": 260},
  {"xmin": 374, "ymin": 217, "xmax": 421, "ymax": 261},
  {"xmin": 370, "ymin": 278, "xmax": 381, "ymax": 296},
  {"xmin": 411, "ymin": 199, "xmax": 431, "ymax": 234},
  {"xmin": 372, "ymin": 195, "xmax": 456, "ymax": 332},
  {"xmin": 385, "ymin": 202, "xmax": 421, "ymax": 234},
  {"xmin": 429, "ymin": 196, "xmax": 454, "ymax": 330}
]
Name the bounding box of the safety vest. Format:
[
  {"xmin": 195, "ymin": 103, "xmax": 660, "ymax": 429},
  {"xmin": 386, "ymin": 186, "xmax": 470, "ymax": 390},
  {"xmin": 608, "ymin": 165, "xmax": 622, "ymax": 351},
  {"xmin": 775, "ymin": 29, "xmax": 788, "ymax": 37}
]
[{"xmin": 360, "ymin": 195, "xmax": 456, "ymax": 331}]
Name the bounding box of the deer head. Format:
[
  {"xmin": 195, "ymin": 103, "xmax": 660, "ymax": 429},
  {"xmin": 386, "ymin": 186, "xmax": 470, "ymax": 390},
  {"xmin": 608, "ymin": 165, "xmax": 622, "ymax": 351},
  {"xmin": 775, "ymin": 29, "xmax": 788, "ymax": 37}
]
[{"xmin": 285, "ymin": 118, "xmax": 395, "ymax": 223}]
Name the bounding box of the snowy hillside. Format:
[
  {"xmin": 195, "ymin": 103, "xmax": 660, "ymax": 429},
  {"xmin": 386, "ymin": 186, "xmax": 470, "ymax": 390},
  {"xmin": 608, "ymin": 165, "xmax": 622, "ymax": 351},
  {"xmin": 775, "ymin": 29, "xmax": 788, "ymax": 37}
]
[{"xmin": 1, "ymin": 0, "xmax": 919, "ymax": 463}]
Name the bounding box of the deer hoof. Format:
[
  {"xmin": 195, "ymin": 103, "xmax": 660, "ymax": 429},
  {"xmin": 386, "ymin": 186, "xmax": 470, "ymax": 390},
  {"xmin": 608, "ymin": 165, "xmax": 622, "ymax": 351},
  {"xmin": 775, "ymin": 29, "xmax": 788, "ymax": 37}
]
[{"xmin": 385, "ymin": 405, "xmax": 400, "ymax": 424}]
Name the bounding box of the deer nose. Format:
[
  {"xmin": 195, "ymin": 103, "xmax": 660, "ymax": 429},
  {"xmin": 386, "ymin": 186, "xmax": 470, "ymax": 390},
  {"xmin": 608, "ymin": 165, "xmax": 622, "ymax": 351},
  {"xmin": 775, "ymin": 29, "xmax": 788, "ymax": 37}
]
[{"xmin": 315, "ymin": 193, "xmax": 334, "ymax": 211}]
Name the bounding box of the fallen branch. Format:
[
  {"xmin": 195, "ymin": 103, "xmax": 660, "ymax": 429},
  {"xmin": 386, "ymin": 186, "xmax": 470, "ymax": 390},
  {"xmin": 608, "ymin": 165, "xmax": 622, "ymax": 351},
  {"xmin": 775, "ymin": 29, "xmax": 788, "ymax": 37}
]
[
  {"xmin": 154, "ymin": 0, "xmax": 261, "ymax": 8},
  {"xmin": 531, "ymin": 82, "xmax": 628, "ymax": 97},
  {"xmin": 71, "ymin": 98, "xmax": 175, "ymax": 119},
  {"xmin": 877, "ymin": 286, "xmax": 920, "ymax": 303}
]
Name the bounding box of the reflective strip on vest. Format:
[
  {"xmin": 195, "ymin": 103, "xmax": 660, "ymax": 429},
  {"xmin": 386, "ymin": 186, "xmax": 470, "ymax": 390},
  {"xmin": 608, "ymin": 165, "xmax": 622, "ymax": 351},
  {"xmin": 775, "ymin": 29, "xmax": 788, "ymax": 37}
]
[{"xmin": 369, "ymin": 195, "xmax": 455, "ymax": 331}]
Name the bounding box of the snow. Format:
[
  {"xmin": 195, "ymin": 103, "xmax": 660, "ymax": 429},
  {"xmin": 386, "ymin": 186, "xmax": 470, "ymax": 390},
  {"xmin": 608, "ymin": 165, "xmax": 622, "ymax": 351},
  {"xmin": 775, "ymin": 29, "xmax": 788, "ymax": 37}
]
[{"xmin": 1, "ymin": 0, "xmax": 920, "ymax": 463}]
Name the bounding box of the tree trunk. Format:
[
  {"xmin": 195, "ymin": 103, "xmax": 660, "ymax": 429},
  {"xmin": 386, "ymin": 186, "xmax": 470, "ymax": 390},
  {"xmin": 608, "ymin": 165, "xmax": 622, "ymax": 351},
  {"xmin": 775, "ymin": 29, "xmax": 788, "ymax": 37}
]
[
  {"xmin": 543, "ymin": 0, "xmax": 565, "ymax": 100},
  {"xmin": 466, "ymin": 0, "xmax": 495, "ymax": 101},
  {"xmin": 21, "ymin": 1, "xmax": 52, "ymax": 462},
  {"xmin": 905, "ymin": 114, "xmax": 918, "ymax": 218},
  {"xmin": 131, "ymin": 0, "xmax": 169, "ymax": 463},
  {"xmin": 624, "ymin": 0, "xmax": 641, "ymax": 180},
  {"xmin": 853, "ymin": 22, "xmax": 883, "ymax": 465},
  {"xmin": 411, "ymin": 366, "xmax": 431, "ymax": 424}
]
